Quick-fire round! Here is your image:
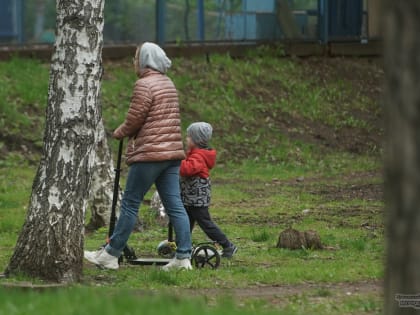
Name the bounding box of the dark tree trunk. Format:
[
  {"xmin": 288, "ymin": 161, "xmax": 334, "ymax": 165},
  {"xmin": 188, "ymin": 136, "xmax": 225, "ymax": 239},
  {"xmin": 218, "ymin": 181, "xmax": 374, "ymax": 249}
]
[
  {"xmin": 6, "ymin": 0, "xmax": 104, "ymax": 283},
  {"xmin": 384, "ymin": 1, "xmax": 420, "ymax": 314}
]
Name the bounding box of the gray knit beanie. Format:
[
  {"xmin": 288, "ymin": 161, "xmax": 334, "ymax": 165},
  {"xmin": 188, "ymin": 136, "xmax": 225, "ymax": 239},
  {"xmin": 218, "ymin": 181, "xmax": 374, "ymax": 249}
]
[{"xmin": 187, "ymin": 122, "xmax": 213, "ymax": 148}]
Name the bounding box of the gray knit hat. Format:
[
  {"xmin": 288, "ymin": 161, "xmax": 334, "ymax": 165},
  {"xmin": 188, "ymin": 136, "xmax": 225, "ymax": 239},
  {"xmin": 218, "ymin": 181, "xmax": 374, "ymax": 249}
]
[{"xmin": 187, "ymin": 122, "xmax": 213, "ymax": 148}]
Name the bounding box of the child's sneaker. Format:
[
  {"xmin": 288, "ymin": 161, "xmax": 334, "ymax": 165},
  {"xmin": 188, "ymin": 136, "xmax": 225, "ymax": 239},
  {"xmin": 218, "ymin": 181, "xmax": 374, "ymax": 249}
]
[
  {"xmin": 162, "ymin": 258, "xmax": 192, "ymax": 271},
  {"xmin": 84, "ymin": 248, "xmax": 119, "ymax": 270},
  {"xmin": 222, "ymin": 245, "xmax": 237, "ymax": 258}
]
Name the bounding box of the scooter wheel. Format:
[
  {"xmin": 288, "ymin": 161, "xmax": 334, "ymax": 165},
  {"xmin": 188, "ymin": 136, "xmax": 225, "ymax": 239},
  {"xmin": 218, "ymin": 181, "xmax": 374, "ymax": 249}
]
[
  {"xmin": 192, "ymin": 245, "xmax": 221, "ymax": 269},
  {"xmin": 157, "ymin": 240, "xmax": 176, "ymax": 258}
]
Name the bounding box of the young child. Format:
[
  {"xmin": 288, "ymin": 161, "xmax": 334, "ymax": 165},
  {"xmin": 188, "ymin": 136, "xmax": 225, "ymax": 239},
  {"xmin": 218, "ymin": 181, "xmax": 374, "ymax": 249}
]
[{"xmin": 180, "ymin": 122, "xmax": 237, "ymax": 258}]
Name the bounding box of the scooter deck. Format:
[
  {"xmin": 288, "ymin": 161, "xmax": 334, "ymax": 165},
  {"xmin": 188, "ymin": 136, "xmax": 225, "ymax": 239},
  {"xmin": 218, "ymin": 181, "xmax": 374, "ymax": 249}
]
[{"xmin": 126, "ymin": 258, "xmax": 171, "ymax": 266}]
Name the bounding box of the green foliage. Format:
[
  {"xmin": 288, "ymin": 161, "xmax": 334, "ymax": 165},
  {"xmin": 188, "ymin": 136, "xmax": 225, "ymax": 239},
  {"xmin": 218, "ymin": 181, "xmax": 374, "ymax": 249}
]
[{"xmin": 21, "ymin": 0, "xmax": 248, "ymax": 44}]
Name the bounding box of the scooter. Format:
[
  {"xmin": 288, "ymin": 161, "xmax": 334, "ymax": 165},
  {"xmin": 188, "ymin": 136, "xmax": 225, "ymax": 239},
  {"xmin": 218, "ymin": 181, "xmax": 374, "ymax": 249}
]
[
  {"xmin": 105, "ymin": 139, "xmax": 137, "ymax": 262},
  {"xmin": 106, "ymin": 140, "xmax": 220, "ymax": 269}
]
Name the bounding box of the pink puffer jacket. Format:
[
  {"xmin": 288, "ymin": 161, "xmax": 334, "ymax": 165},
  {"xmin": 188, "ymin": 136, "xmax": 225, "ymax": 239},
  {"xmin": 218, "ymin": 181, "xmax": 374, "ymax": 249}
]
[{"xmin": 113, "ymin": 69, "xmax": 185, "ymax": 164}]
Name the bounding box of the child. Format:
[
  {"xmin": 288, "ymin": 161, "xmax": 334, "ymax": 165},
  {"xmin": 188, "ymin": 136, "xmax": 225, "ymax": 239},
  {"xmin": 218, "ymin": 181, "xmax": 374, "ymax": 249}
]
[{"xmin": 180, "ymin": 122, "xmax": 237, "ymax": 258}]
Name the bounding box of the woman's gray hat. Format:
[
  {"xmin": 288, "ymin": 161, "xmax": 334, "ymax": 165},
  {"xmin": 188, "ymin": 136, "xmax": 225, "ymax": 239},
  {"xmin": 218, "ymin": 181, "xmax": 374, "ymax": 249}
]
[
  {"xmin": 187, "ymin": 122, "xmax": 213, "ymax": 148},
  {"xmin": 139, "ymin": 42, "xmax": 171, "ymax": 73}
]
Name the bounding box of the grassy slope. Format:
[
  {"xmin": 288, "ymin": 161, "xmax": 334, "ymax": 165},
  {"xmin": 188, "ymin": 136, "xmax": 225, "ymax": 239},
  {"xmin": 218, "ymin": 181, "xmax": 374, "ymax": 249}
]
[{"xmin": 0, "ymin": 50, "xmax": 384, "ymax": 314}]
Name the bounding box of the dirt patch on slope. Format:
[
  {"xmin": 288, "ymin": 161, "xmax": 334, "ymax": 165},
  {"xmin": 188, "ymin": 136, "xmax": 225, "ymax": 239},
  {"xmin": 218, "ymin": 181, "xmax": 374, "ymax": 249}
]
[
  {"xmin": 259, "ymin": 108, "xmax": 381, "ymax": 154},
  {"xmin": 120, "ymin": 280, "xmax": 382, "ymax": 310},
  {"xmin": 215, "ymin": 170, "xmax": 383, "ymax": 203},
  {"xmin": 309, "ymin": 183, "xmax": 383, "ymax": 202},
  {"xmin": 186, "ymin": 279, "xmax": 382, "ymax": 300}
]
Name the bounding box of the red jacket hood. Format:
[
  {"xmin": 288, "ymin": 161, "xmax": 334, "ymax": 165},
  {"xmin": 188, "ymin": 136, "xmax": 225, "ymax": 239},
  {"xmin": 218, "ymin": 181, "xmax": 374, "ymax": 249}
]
[
  {"xmin": 191, "ymin": 148, "xmax": 216, "ymax": 169},
  {"xmin": 180, "ymin": 147, "xmax": 217, "ymax": 178}
]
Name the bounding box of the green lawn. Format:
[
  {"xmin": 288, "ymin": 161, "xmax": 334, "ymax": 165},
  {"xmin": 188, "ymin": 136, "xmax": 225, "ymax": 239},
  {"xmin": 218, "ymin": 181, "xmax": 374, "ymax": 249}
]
[
  {"xmin": 0, "ymin": 51, "xmax": 384, "ymax": 314},
  {"xmin": 0, "ymin": 285, "xmax": 381, "ymax": 315}
]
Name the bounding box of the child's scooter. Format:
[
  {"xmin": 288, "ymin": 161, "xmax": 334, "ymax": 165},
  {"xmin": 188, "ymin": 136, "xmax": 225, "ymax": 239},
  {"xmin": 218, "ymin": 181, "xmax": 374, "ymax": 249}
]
[{"xmin": 105, "ymin": 140, "xmax": 220, "ymax": 269}]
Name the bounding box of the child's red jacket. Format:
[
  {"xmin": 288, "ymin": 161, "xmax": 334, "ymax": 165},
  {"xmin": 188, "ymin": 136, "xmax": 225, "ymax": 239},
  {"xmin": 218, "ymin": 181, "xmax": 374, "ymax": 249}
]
[
  {"xmin": 180, "ymin": 148, "xmax": 216, "ymax": 178},
  {"xmin": 180, "ymin": 148, "xmax": 216, "ymax": 207}
]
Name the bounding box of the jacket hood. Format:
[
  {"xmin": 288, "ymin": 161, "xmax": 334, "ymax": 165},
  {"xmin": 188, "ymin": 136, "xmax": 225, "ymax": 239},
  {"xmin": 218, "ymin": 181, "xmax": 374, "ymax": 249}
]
[
  {"xmin": 192, "ymin": 148, "xmax": 216, "ymax": 170},
  {"xmin": 139, "ymin": 42, "xmax": 171, "ymax": 74}
]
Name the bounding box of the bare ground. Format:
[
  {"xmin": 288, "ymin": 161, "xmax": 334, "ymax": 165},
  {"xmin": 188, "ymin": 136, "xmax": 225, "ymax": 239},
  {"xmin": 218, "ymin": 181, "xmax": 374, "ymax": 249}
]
[
  {"xmin": 1, "ymin": 278, "xmax": 382, "ymax": 311},
  {"xmin": 124, "ymin": 280, "xmax": 383, "ymax": 310},
  {"xmin": 186, "ymin": 279, "xmax": 382, "ymax": 300}
]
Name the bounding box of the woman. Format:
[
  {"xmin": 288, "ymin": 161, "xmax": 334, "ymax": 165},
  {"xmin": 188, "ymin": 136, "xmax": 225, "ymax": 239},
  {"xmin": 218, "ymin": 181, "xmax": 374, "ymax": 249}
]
[{"xmin": 84, "ymin": 42, "xmax": 192, "ymax": 271}]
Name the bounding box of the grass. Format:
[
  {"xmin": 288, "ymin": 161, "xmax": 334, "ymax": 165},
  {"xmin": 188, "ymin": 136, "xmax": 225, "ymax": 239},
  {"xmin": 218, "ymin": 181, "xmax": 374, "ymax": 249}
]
[
  {"xmin": 0, "ymin": 58, "xmax": 48, "ymax": 145},
  {"xmin": 0, "ymin": 286, "xmax": 382, "ymax": 315},
  {"xmin": 0, "ymin": 287, "xmax": 274, "ymax": 315},
  {"xmin": 250, "ymin": 229, "xmax": 271, "ymax": 242},
  {"xmin": 0, "ymin": 51, "xmax": 384, "ymax": 314}
]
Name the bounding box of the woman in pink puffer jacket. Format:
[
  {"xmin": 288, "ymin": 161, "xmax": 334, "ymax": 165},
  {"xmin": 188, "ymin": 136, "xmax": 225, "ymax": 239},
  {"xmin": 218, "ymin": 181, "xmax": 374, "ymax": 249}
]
[{"xmin": 84, "ymin": 42, "xmax": 192, "ymax": 271}]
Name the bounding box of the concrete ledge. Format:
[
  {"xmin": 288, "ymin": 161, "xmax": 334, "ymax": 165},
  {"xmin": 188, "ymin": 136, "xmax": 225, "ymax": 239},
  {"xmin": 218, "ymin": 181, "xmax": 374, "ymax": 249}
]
[
  {"xmin": 0, "ymin": 40, "xmax": 383, "ymax": 61},
  {"xmin": 329, "ymin": 40, "xmax": 382, "ymax": 57}
]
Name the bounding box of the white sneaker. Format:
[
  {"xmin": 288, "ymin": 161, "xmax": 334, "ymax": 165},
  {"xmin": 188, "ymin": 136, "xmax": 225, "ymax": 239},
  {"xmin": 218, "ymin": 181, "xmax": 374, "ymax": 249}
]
[
  {"xmin": 84, "ymin": 248, "xmax": 119, "ymax": 270},
  {"xmin": 162, "ymin": 258, "xmax": 192, "ymax": 271},
  {"xmin": 84, "ymin": 249, "xmax": 102, "ymax": 264}
]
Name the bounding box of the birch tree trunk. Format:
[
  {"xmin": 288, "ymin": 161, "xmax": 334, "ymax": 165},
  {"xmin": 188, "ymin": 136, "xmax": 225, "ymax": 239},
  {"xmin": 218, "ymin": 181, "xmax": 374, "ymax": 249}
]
[
  {"xmin": 87, "ymin": 117, "xmax": 120, "ymax": 230},
  {"xmin": 6, "ymin": 0, "xmax": 104, "ymax": 283},
  {"xmin": 384, "ymin": 1, "xmax": 420, "ymax": 314}
]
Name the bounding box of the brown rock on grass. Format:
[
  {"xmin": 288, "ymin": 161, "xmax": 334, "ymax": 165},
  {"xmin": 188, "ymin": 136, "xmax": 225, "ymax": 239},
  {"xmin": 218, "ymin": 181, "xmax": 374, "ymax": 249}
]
[
  {"xmin": 277, "ymin": 228, "xmax": 323, "ymax": 250},
  {"xmin": 303, "ymin": 230, "xmax": 323, "ymax": 249},
  {"xmin": 277, "ymin": 228, "xmax": 306, "ymax": 249}
]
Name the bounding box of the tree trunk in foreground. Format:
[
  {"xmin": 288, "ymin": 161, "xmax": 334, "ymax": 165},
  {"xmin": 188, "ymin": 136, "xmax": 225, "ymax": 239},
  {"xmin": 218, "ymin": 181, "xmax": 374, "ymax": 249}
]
[
  {"xmin": 384, "ymin": 1, "xmax": 420, "ymax": 314},
  {"xmin": 87, "ymin": 118, "xmax": 120, "ymax": 230},
  {"xmin": 6, "ymin": 0, "xmax": 104, "ymax": 283}
]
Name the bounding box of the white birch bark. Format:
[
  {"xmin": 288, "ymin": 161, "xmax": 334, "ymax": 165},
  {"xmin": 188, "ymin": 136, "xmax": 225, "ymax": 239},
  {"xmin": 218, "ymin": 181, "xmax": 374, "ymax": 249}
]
[
  {"xmin": 6, "ymin": 0, "xmax": 104, "ymax": 283},
  {"xmin": 87, "ymin": 118, "xmax": 120, "ymax": 230}
]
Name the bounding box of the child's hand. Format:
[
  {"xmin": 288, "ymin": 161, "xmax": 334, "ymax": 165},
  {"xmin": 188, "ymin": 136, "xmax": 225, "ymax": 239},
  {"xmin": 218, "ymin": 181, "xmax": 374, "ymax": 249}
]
[{"xmin": 186, "ymin": 136, "xmax": 195, "ymax": 150}]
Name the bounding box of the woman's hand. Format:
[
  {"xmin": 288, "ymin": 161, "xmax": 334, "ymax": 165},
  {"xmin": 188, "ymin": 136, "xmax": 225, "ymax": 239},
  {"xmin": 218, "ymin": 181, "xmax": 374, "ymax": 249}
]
[{"xmin": 113, "ymin": 128, "xmax": 123, "ymax": 139}]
